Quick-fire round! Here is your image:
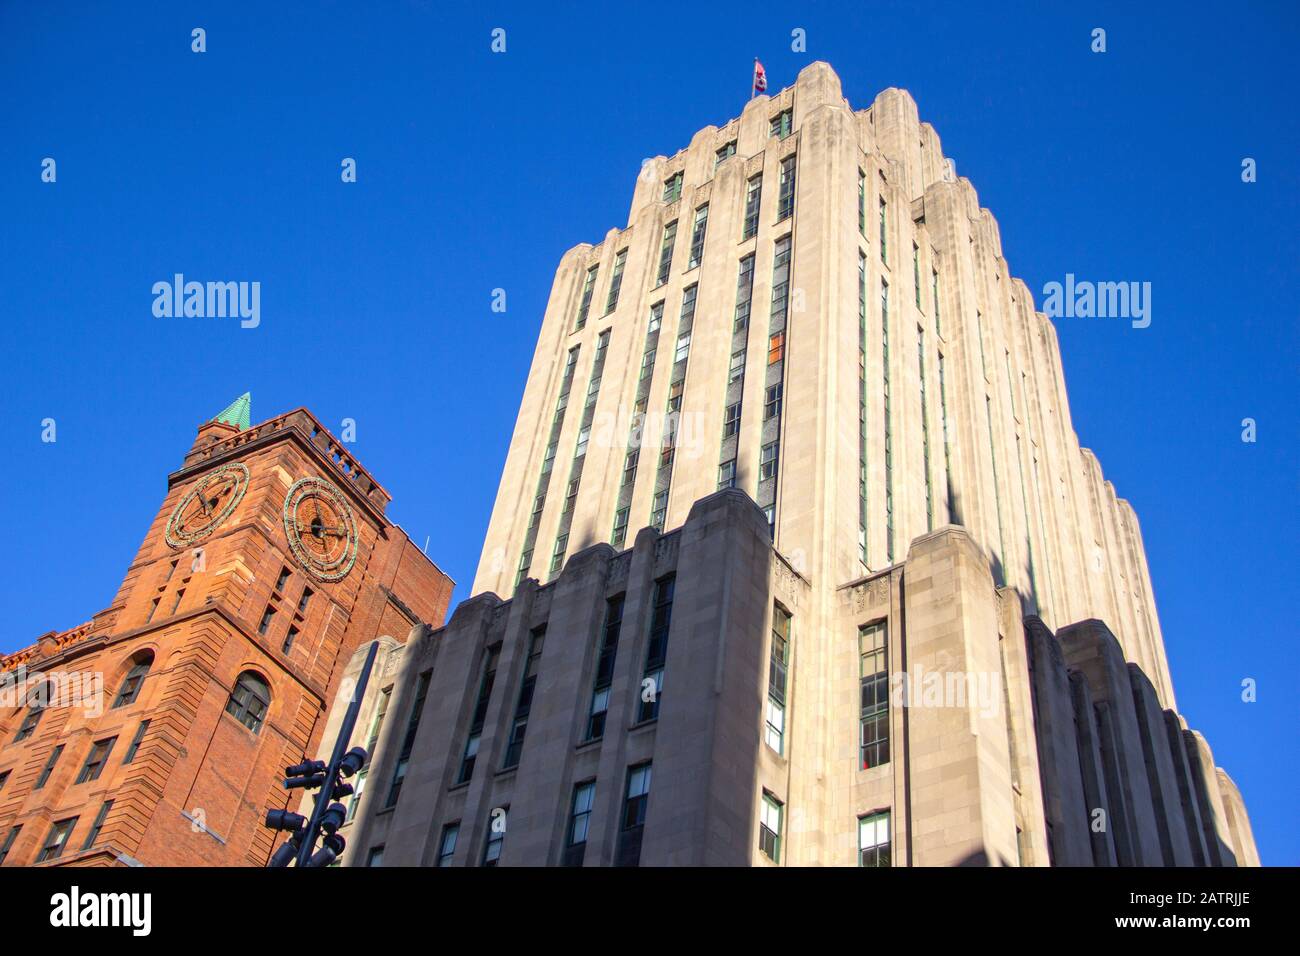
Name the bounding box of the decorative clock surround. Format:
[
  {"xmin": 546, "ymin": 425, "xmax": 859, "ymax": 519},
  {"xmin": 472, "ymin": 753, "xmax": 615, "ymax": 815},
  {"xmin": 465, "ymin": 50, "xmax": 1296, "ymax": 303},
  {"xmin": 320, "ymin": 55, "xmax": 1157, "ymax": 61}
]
[
  {"xmin": 282, "ymin": 476, "xmax": 359, "ymax": 581},
  {"xmin": 165, "ymin": 462, "xmax": 250, "ymax": 548}
]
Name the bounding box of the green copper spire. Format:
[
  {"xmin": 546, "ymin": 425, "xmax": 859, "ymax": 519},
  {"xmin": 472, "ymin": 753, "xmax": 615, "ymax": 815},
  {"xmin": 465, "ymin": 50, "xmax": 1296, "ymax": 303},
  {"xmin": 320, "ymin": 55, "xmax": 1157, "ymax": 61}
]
[{"xmin": 211, "ymin": 392, "xmax": 251, "ymax": 431}]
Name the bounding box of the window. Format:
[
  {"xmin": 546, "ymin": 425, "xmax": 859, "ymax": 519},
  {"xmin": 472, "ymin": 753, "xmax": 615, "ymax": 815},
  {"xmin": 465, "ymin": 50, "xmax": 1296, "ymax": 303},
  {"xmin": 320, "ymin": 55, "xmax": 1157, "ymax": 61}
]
[
  {"xmin": 770, "ymin": 235, "xmax": 791, "ymax": 325},
  {"xmin": 586, "ymin": 596, "xmax": 624, "ymax": 740},
  {"xmin": 777, "ymin": 155, "xmax": 796, "ymax": 221},
  {"xmin": 35, "ymin": 744, "xmax": 64, "ymax": 790},
  {"xmin": 858, "ymin": 811, "xmax": 891, "ymax": 866},
  {"xmin": 82, "ymin": 800, "xmax": 113, "ymax": 850},
  {"xmin": 275, "ymin": 566, "xmax": 291, "ymax": 592},
  {"xmin": 688, "ymin": 204, "xmax": 709, "ymax": 269},
  {"xmin": 763, "ymin": 505, "xmax": 776, "ymax": 538},
  {"xmin": 882, "ymin": 279, "xmax": 894, "ymax": 562},
  {"xmin": 760, "ymin": 793, "xmax": 783, "ymax": 862},
  {"xmin": 647, "ymin": 301, "xmax": 663, "ymax": 332},
  {"xmin": 565, "ymin": 781, "xmax": 596, "ymax": 866},
  {"xmin": 36, "ymin": 817, "xmax": 78, "ymax": 863},
  {"xmin": 297, "ymin": 588, "xmax": 313, "ymax": 614},
  {"xmin": 715, "ymin": 140, "xmax": 737, "ymax": 167},
  {"xmin": 655, "ymin": 220, "xmax": 677, "ymax": 286},
  {"xmin": 0, "ymin": 826, "xmax": 21, "ymax": 865},
  {"xmin": 112, "ymin": 653, "xmax": 153, "ymax": 708},
  {"xmin": 913, "ymin": 243, "xmax": 922, "ymax": 308},
  {"xmin": 729, "ymin": 349, "xmax": 746, "ymax": 383},
  {"xmin": 503, "ymin": 628, "xmax": 546, "ymax": 769},
  {"xmin": 858, "ymin": 169, "xmax": 866, "ymax": 235},
  {"xmin": 169, "ymin": 588, "xmax": 185, "ymax": 615},
  {"xmin": 123, "ymin": 720, "xmax": 150, "ymax": 764},
  {"xmin": 226, "ymin": 671, "xmax": 271, "ymax": 734},
  {"xmin": 764, "ymin": 384, "xmax": 783, "ymax": 421},
  {"xmin": 482, "ymin": 809, "xmax": 507, "ymax": 866},
  {"xmin": 549, "ymin": 533, "xmax": 568, "ymax": 574},
  {"xmin": 0, "ymin": 771, "xmax": 8, "ymax": 792},
  {"xmin": 767, "ymin": 331, "xmax": 785, "ymax": 366},
  {"xmin": 366, "ymin": 846, "xmax": 385, "ymax": 867},
  {"xmin": 640, "ymin": 347, "xmax": 657, "ymax": 380},
  {"xmin": 734, "ymin": 254, "xmax": 756, "ymax": 330},
  {"xmin": 617, "ymin": 763, "xmax": 652, "ymax": 866},
  {"xmin": 759, "ymin": 441, "xmax": 780, "ymax": 482},
  {"xmin": 605, "ymin": 249, "xmax": 628, "ymax": 314},
  {"xmin": 722, "ymin": 402, "xmax": 741, "ymax": 438},
  {"xmin": 742, "ymin": 175, "xmax": 762, "ymax": 240},
  {"xmin": 717, "ymin": 459, "xmax": 737, "ymax": 490},
  {"xmin": 258, "ymin": 605, "xmax": 275, "ymax": 635},
  {"xmin": 662, "ymin": 172, "xmax": 683, "ymax": 203},
  {"xmin": 436, "ymin": 822, "xmax": 459, "ymax": 867},
  {"xmin": 282, "ymin": 625, "xmax": 299, "ymax": 655},
  {"xmin": 458, "ymin": 648, "xmax": 499, "ymax": 784},
  {"xmin": 611, "ymin": 507, "xmax": 630, "ymax": 548},
  {"xmin": 859, "ymin": 623, "xmax": 890, "ymax": 769},
  {"xmin": 932, "ymin": 269, "xmax": 942, "ymax": 336},
  {"xmin": 878, "ymin": 196, "xmax": 888, "ymax": 263},
  {"xmin": 76, "ymin": 737, "xmax": 117, "ymax": 784},
  {"xmin": 638, "ymin": 577, "xmax": 674, "ymax": 722},
  {"xmin": 15, "ymin": 699, "xmax": 44, "ymax": 741},
  {"xmin": 770, "ymin": 108, "xmax": 792, "ymax": 139},
  {"xmin": 541, "ymin": 441, "xmax": 558, "ymax": 473},
  {"xmin": 386, "ymin": 670, "xmax": 432, "ymax": 806},
  {"xmin": 649, "ymin": 490, "xmax": 668, "ymax": 531},
  {"xmin": 674, "ymin": 329, "xmax": 692, "ymax": 364},
  {"xmin": 766, "ymin": 606, "xmax": 791, "ymax": 753},
  {"xmin": 575, "ymin": 264, "xmax": 599, "ymax": 331}
]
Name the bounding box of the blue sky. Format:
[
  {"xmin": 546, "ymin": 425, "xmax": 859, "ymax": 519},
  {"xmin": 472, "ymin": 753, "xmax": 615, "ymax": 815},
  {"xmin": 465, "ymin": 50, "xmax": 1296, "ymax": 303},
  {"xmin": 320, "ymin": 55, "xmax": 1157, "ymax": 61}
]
[{"xmin": 1, "ymin": 2, "xmax": 1295, "ymax": 863}]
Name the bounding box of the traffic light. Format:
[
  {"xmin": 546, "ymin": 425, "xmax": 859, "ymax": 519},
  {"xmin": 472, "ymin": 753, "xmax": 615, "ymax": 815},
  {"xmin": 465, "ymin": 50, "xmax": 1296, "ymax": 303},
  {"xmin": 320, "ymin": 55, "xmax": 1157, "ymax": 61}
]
[
  {"xmin": 305, "ymin": 832, "xmax": 346, "ymax": 868},
  {"xmin": 338, "ymin": 746, "xmax": 368, "ymax": 778},
  {"xmin": 284, "ymin": 759, "xmax": 327, "ymax": 790},
  {"xmin": 265, "ymin": 809, "xmax": 307, "ymax": 832},
  {"xmin": 319, "ymin": 803, "xmax": 348, "ymax": 835}
]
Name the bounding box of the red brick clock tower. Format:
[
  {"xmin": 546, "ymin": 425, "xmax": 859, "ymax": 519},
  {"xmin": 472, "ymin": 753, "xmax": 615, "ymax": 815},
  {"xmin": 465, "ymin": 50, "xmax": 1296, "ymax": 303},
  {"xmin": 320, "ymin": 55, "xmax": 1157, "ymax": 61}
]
[{"xmin": 0, "ymin": 396, "xmax": 453, "ymax": 866}]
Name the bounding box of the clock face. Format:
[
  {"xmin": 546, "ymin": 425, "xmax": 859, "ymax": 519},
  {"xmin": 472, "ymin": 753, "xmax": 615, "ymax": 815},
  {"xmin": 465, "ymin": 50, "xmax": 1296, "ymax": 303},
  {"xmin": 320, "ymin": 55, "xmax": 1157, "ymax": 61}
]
[
  {"xmin": 282, "ymin": 476, "xmax": 359, "ymax": 581},
  {"xmin": 165, "ymin": 463, "xmax": 250, "ymax": 548}
]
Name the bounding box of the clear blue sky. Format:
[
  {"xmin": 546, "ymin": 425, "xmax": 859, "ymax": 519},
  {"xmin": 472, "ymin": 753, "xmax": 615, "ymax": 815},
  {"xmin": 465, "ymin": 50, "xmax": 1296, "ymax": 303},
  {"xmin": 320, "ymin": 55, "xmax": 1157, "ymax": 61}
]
[{"xmin": 1, "ymin": 2, "xmax": 1295, "ymax": 863}]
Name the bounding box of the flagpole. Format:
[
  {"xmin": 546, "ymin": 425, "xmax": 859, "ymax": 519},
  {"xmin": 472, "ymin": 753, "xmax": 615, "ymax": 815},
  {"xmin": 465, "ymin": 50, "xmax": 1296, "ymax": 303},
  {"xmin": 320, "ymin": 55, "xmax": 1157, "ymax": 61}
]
[{"xmin": 751, "ymin": 58, "xmax": 756, "ymax": 101}]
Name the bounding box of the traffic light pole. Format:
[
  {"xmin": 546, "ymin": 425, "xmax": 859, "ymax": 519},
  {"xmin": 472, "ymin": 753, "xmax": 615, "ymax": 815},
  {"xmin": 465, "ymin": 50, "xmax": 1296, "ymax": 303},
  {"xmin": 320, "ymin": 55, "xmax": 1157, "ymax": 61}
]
[{"xmin": 293, "ymin": 640, "xmax": 379, "ymax": 867}]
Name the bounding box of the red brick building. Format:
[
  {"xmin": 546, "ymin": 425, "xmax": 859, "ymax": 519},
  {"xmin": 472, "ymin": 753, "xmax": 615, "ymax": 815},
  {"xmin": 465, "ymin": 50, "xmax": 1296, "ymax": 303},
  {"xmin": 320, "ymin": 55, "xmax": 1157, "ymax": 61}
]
[{"xmin": 0, "ymin": 396, "xmax": 453, "ymax": 866}]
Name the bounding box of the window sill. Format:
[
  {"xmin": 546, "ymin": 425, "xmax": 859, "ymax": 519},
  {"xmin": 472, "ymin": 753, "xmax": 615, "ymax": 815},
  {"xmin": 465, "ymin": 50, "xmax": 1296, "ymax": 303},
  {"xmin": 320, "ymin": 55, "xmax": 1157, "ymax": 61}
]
[
  {"xmin": 575, "ymin": 737, "xmax": 602, "ymax": 753},
  {"xmin": 627, "ymin": 718, "xmax": 658, "ymax": 734},
  {"xmin": 495, "ymin": 765, "xmax": 519, "ymax": 779}
]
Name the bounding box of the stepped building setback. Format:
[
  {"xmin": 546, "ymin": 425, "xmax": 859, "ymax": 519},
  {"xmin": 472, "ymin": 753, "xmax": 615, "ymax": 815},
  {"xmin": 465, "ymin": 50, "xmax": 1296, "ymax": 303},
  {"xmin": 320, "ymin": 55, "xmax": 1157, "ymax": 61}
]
[{"xmin": 325, "ymin": 63, "xmax": 1257, "ymax": 867}]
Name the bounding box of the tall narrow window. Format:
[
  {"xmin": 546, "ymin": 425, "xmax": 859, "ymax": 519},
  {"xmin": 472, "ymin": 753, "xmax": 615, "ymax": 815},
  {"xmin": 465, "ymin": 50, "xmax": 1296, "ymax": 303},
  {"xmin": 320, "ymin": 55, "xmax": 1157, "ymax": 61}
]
[
  {"xmin": 610, "ymin": 507, "xmax": 630, "ymax": 549},
  {"xmin": 36, "ymin": 817, "xmax": 78, "ymax": 863},
  {"xmin": 564, "ymin": 781, "xmax": 596, "ymax": 866},
  {"xmin": 759, "ymin": 793, "xmax": 783, "ymax": 862},
  {"xmin": 734, "ymin": 254, "xmax": 756, "ymax": 330},
  {"xmin": 617, "ymin": 763, "xmax": 652, "ymax": 866},
  {"xmin": 605, "ymin": 249, "xmax": 627, "ymax": 314},
  {"xmin": 112, "ymin": 653, "xmax": 153, "ymax": 708},
  {"xmin": 715, "ymin": 140, "xmax": 737, "ymax": 167},
  {"xmin": 688, "ymin": 203, "xmax": 709, "ymax": 269},
  {"xmin": 932, "ymin": 268, "xmax": 942, "ymax": 337},
  {"xmin": 882, "ymin": 279, "xmax": 894, "ymax": 562},
  {"xmin": 765, "ymin": 384, "xmax": 783, "ymax": 421},
  {"xmin": 655, "ymin": 220, "xmax": 677, "ymax": 287},
  {"xmin": 638, "ymin": 577, "xmax": 675, "ymax": 723},
  {"xmin": 275, "ymin": 566, "xmax": 291, "ymax": 592},
  {"xmin": 919, "ymin": 326, "xmax": 933, "ymax": 530},
  {"xmin": 985, "ymin": 395, "xmax": 1006, "ymax": 584},
  {"xmin": 649, "ymin": 490, "xmax": 668, "ymax": 532},
  {"xmin": 458, "ymin": 648, "xmax": 499, "ymax": 784},
  {"xmin": 574, "ymin": 264, "xmax": 599, "ymax": 331},
  {"xmin": 766, "ymin": 606, "xmax": 791, "ymax": 753},
  {"xmin": 366, "ymin": 846, "xmax": 385, "ymax": 867},
  {"xmin": 722, "ymin": 401, "xmax": 741, "ymax": 438},
  {"xmin": 913, "ymin": 243, "xmax": 922, "ymax": 308},
  {"xmin": 482, "ymin": 808, "xmax": 507, "ymax": 866},
  {"xmin": 776, "ymin": 155, "xmax": 796, "ymax": 221},
  {"xmin": 586, "ymin": 596, "xmax": 624, "ymax": 740},
  {"xmin": 0, "ymin": 771, "xmax": 9, "ymax": 792},
  {"xmin": 258, "ymin": 605, "xmax": 276, "ymax": 636},
  {"xmin": 503, "ymin": 627, "xmax": 546, "ymax": 769},
  {"xmin": 858, "ymin": 169, "xmax": 866, "ymax": 235},
  {"xmin": 347, "ymin": 686, "xmax": 391, "ymax": 822},
  {"xmin": 82, "ymin": 800, "xmax": 113, "ymax": 850},
  {"xmin": 297, "ymin": 587, "xmax": 313, "ymax": 614},
  {"xmin": 226, "ymin": 671, "xmax": 271, "ymax": 734},
  {"xmin": 282, "ymin": 625, "xmax": 299, "ymax": 654},
  {"xmin": 729, "ymin": 349, "xmax": 747, "ymax": 383},
  {"xmin": 15, "ymin": 702, "xmax": 44, "ymax": 742},
  {"xmin": 858, "ymin": 811, "xmax": 892, "ymax": 866},
  {"xmin": 770, "ymin": 235, "xmax": 791, "ymax": 326},
  {"xmin": 717, "ymin": 459, "xmax": 737, "ymax": 490},
  {"xmin": 859, "ymin": 622, "xmax": 890, "ymax": 770},
  {"xmin": 767, "ymin": 331, "xmax": 785, "ymax": 365},
  {"xmin": 385, "ymin": 670, "xmax": 432, "ymax": 807},
  {"xmin": 742, "ymin": 175, "xmax": 762, "ymax": 240},
  {"xmin": 436, "ymin": 822, "xmax": 459, "ymax": 867},
  {"xmin": 858, "ymin": 250, "xmax": 869, "ymax": 565},
  {"xmin": 76, "ymin": 737, "xmax": 117, "ymax": 784},
  {"xmin": 878, "ymin": 195, "xmax": 888, "ymax": 264},
  {"xmin": 123, "ymin": 720, "xmax": 150, "ymax": 764},
  {"xmin": 35, "ymin": 744, "xmax": 64, "ymax": 789},
  {"xmin": 759, "ymin": 441, "xmax": 780, "ymax": 481}
]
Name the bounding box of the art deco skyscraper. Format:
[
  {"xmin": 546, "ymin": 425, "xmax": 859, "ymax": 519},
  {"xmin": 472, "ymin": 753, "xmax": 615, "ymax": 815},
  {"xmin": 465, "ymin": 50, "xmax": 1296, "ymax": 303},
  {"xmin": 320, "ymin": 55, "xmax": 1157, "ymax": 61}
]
[{"xmin": 332, "ymin": 63, "xmax": 1256, "ymax": 867}]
